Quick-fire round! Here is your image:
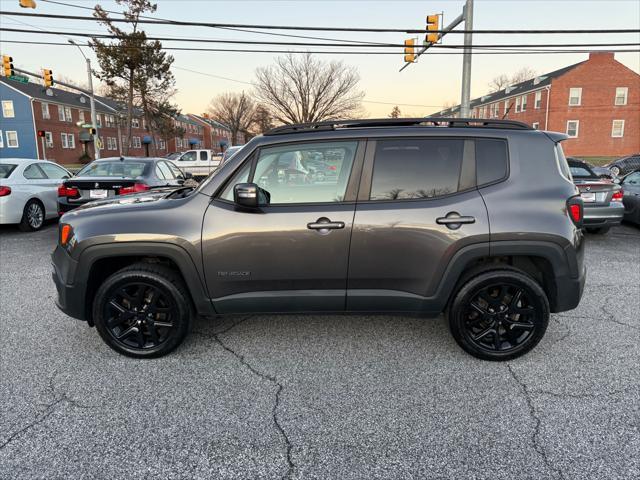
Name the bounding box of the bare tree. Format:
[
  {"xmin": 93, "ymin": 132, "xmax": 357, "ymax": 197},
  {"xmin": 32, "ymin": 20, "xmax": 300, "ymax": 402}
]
[
  {"xmin": 389, "ymin": 106, "xmax": 401, "ymax": 118},
  {"xmin": 510, "ymin": 67, "xmax": 537, "ymax": 84},
  {"xmin": 488, "ymin": 74, "xmax": 510, "ymax": 92},
  {"xmin": 254, "ymin": 53, "xmax": 364, "ymax": 124},
  {"xmin": 208, "ymin": 91, "xmax": 255, "ymax": 145}
]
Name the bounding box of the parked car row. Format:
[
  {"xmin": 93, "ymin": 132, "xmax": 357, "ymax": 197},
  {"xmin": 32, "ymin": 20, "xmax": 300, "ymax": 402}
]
[{"xmin": 1, "ymin": 157, "xmax": 191, "ymax": 231}]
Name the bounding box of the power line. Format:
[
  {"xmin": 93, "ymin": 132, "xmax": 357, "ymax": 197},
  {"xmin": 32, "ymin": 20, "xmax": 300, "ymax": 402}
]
[
  {"xmin": 4, "ymin": 40, "xmax": 639, "ymax": 55},
  {"xmin": 10, "ymin": 9, "xmax": 640, "ymax": 35},
  {"xmin": 3, "ymin": 27, "xmax": 640, "ymax": 50}
]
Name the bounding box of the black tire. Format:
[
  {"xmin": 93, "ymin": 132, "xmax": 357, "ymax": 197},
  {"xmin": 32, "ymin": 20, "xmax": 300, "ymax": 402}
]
[
  {"xmin": 92, "ymin": 262, "xmax": 192, "ymax": 358},
  {"xmin": 586, "ymin": 227, "xmax": 610, "ymax": 234},
  {"xmin": 448, "ymin": 268, "xmax": 549, "ymax": 361},
  {"xmin": 18, "ymin": 199, "xmax": 45, "ymax": 232}
]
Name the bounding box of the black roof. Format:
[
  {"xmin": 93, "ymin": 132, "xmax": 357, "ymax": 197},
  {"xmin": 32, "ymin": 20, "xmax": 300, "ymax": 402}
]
[
  {"xmin": 430, "ymin": 61, "xmax": 584, "ymax": 116},
  {"xmin": 0, "ymin": 76, "xmax": 135, "ymax": 115}
]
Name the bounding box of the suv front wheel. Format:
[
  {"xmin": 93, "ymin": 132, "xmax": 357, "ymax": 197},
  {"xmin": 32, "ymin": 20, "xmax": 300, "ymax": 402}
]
[
  {"xmin": 448, "ymin": 269, "xmax": 549, "ymax": 361},
  {"xmin": 92, "ymin": 263, "xmax": 192, "ymax": 358}
]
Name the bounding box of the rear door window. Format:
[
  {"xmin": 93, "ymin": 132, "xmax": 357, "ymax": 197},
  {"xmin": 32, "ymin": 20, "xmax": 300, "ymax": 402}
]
[
  {"xmin": 200, "ymin": 151, "xmax": 208, "ymax": 161},
  {"xmin": 39, "ymin": 163, "xmax": 69, "ymax": 179},
  {"xmin": 158, "ymin": 161, "xmax": 174, "ymax": 179},
  {"xmin": 23, "ymin": 164, "xmax": 46, "ymax": 180},
  {"xmin": 370, "ymin": 139, "xmax": 465, "ymax": 200}
]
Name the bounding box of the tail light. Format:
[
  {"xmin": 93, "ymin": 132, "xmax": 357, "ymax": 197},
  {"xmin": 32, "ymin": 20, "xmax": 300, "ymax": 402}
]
[
  {"xmin": 118, "ymin": 183, "xmax": 150, "ymax": 195},
  {"xmin": 612, "ymin": 189, "xmax": 624, "ymax": 202},
  {"xmin": 0, "ymin": 186, "xmax": 11, "ymax": 197},
  {"xmin": 58, "ymin": 185, "xmax": 79, "ymax": 198},
  {"xmin": 567, "ymin": 196, "xmax": 584, "ymax": 228}
]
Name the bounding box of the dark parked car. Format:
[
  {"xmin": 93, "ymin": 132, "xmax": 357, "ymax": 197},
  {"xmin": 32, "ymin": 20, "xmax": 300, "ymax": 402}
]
[
  {"xmin": 567, "ymin": 157, "xmax": 615, "ymax": 180},
  {"xmin": 620, "ymin": 170, "xmax": 640, "ymax": 225},
  {"xmin": 52, "ymin": 118, "xmax": 586, "ymax": 361},
  {"xmin": 567, "ymin": 158, "xmax": 624, "ymax": 234},
  {"xmin": 58, "ymin": 157, "xmax": 190, "ymax": 214},
  {"xmin": 604, "ymin": 153, "xmax": 640, "ymax": 177}
]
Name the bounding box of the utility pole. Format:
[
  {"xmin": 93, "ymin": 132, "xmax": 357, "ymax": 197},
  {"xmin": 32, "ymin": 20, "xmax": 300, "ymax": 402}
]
[
  {"xmin": 69, "ymin": 40, "xmax": 100, "ymax": 159},
  {"xmin": 460, "ymin": 0, "xmax": 474, "ymax": 117}
]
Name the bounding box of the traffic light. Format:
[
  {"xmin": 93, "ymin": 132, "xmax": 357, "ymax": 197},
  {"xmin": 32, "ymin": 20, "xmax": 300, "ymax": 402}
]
[
  {"xmin": 426, "ymin": 14, "xmax": 440, "ymax": 44},
  {"xmin": 43, "ymin": 68, "xmax": 54, "ymax": 87},
  {"xmin": 2, "ymin": 55, "xmax": 14, "ymax": 77},
  {"xmin": 37, "ymin": 130, "xmax": 46, "ymax": 138},
  {"xmin": 88, "ymin": 127, "xmax": 97, "ymax": 135},
  {"xmin": 19, "ymin": 0, "xmax": 37, "ymax": 7},
  {"xmin": 404, "ymin": 39, "xmax": 416, "ymax": 63}
]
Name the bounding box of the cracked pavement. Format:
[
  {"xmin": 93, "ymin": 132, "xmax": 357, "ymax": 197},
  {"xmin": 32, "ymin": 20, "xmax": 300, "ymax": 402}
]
[{"xmin": 1, "ymin": 223, "xmax": 638, "ymax": 479}]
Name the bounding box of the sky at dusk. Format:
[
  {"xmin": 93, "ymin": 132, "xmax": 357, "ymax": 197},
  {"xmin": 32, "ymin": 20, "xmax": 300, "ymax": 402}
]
[{"xmin": 1, "ymin": 0, "xmax": 639, "ymax": 118}]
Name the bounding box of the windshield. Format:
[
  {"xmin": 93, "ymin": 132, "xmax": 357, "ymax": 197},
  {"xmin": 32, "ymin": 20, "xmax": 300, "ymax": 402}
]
[
  {"xmin": 77, "ymin": 161, "xmax": 147, "ymax": 178},
  {"xmin": 0, "ymin": 164, "xmax": 17, "ymax": 179}
]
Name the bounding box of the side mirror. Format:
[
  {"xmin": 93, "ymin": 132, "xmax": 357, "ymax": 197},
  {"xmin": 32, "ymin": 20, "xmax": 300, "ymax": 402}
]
[{"xmin": 233, "ymin": 183, "xmax": 270, "ymax": 208}]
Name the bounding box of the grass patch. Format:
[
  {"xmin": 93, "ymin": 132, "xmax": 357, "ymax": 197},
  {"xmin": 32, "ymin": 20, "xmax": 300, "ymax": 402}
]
[{"xmin": 573, "ymin": 156, "xmax": 616, "ymax": 166}]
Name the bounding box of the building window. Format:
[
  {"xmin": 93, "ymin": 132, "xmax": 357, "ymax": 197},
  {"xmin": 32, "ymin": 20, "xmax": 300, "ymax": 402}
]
[
  {"xmin": 121, "ymin": 135, "xmax": 128, "ymax": 148},
  {"xmin": 41, "ymin": 102, "xmax": 50, "ymax": 119},
  {"xmin": 569, "ymin": 88, "xmax": 582, "ymax": 106},
  {"xmin": 6, "ymin": 131, "xmax": 19, "ymax": 148},
  {"xmin": 61, "ymin": 133, "xmax": 68, "ymax": 149},
  {"xmin": 58, "ymin": 105, "xmax": 65, "ymax": 121},
  {"xmin": 96, "ymin": 114, "xmax": 102, "ymax": 127},
  {"xmin": 159, "ymin": 140, "xmax": 166, "ymax": 150},
  {"xmin": 0, "ymin": 130, "xmax": 3, "ymax": 148},
  {"xmin": 611, "ymin": 120, "xmax": 625, "ymax": 138},
  {"xmin": 566, "ymin": 120, "xmax": 579, "ymax": 138},
  {"xmin": 614, "ymin": 87, "xmax": 628, "ymax": 106},
  {"xmin": 532, "ymin": 122, "xmax": 539, "ymax": 130},
  {"xmin": 534, "ymin": 91, "xmax": 542, "ymax": 109},
  {"xmin": 132, "ymin": 136, "xmax": 141, "ymax": 149},
  {"xmin": 68, "ymin": 133, "xmax": 75, "ymax": 149},
  {"xmin": 64, "ymin": 106, "xmax": 73, "ymax": 122},
  {"xmin": 521, "ymin": 94, "xmax": 528, "ymax": 112},
  {"xmin": 176, "ymin": 137, "xmax": 182, "ymax": 148},
  {"xmin": 78, "ymin": 110, "xmax": 85, "ymax": 123},
  {"xmin": 503, "ymin": 100, "xmax": 509, "ymax": 115},
  {"xmin": 132, "ymin": 118, "xmax": 140, "ymax": 128},
  {"xmin": 1, "ymin": 101, "xmax": 15, "ymax": 118},
  {"xmin": 45, "ymin": 131, "xmax": 53, "ymax": 147},
  {"xmin": 515, "ymin": 97, "xmax": 521, "ymax": 113}
]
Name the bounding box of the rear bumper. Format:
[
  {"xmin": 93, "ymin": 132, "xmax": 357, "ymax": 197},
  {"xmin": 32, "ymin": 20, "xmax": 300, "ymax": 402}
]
[
  {"xmin": 58, "ymin": 197, "xmax": 90, "ymax": 215},
  {"xmin": 583, "ymin": 203, "xmax": 624, "ymax": 227},
  {"xmin": 551, "ymin": 264, "xmax": 587, "ymax": 313},
  {"xmin": 51, "ymin": 245, "xmax": 87, "ymax": 321}
]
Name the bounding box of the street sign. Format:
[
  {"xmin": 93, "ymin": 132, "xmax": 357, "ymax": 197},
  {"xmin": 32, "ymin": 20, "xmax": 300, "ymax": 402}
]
[
  {"xmin": 81, "ymin": 123, "xmax": 94, "ymax": 129},
  {"xmin": 8, "ymin": 75, "xmax": 28, "ymax": 83}
]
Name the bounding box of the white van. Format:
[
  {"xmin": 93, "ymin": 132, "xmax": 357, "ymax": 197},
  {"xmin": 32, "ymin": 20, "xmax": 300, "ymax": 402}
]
[{"xmin": 173, "ymin": 150, "xmax": 222, "ymax": 179}]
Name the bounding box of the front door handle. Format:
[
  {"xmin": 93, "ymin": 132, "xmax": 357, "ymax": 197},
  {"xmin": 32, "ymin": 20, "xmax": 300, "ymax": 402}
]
[
  {"xmin": 307, "ymin": 217, "xmax": 345, "ymax": 232},
  {"xmin": 436, "ymin": 212, "xmax": 476, "ymax": 230}
]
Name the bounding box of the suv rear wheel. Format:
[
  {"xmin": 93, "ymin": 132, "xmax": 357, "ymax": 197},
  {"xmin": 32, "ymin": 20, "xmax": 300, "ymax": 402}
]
[
  {"xmin": 448, "ymin": 269, "xmax": 549, "ymax": 361},
  {"xmin": 92, "ymin": 263, "xmax": 192, "ymax": 358}
]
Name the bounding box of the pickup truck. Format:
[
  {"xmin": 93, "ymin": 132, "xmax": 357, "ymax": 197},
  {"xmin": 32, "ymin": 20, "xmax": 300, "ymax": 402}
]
[{"xmin": 171, "ymin": 150, "xmax": 221, "ymax": 180}]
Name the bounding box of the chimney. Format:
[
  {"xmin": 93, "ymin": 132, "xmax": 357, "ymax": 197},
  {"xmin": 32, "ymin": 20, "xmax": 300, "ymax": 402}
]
[{"xmin": 589, "ymin": 51, "xmax": 615, "ymax": 61}]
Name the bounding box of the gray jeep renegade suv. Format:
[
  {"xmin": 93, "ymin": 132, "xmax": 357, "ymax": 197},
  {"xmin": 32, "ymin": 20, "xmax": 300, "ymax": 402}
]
[{"xmin": 52, "ymin": 118, "xmax": 586, "ymax": 360}]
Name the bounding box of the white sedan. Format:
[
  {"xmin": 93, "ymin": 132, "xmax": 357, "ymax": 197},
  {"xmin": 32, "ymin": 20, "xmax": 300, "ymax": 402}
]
[{"xmin": 0, "ymin": 158, "xmax": 72, "ymax": 231}]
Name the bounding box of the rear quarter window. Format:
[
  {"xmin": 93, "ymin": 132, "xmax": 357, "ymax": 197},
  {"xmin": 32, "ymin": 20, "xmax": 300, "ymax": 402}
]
[
  {"xmin": 476, "ymin": 139, "xmax": 508, "ymax": 186},
  {"xmin": 0, "ymin": 164, "xmax": 17, "ymax": 179}
]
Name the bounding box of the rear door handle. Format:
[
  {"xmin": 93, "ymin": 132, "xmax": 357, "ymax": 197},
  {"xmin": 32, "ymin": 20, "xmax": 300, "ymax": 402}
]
[
  {"xmin": 307, "ymin": 217, "xmax": 345, "ymax": 231},
  {"xmin": 436, "ymin": 213, "xmax": 476, "ymax": 230}
]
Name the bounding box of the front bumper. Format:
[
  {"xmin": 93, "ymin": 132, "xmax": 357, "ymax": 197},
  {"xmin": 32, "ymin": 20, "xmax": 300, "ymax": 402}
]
[
  {"xmin": 583, "ymin": 203, "xmax": 624, "ymax": 228},
  {"xmin": 51, "ymin": 245, "xmax": 87, "ymax": 321}
]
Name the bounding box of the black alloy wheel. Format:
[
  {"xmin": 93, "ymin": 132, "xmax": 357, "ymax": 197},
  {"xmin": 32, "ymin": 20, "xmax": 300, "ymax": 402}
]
[
  {"xmin": 449, "ymin": 269, "xmax": 549, "ymax": 361},
  {"xmin": 104, "ymin": 282, "xmax": 176, "ymax": 350},
  {"xmin": 93, "ymin": 263, "xmax": 191, "ymax": 358}
]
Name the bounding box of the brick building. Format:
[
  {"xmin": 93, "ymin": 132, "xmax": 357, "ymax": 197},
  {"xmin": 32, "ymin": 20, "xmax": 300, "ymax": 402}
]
[
  {"xmin": 0, "ymin": 77, "xmax": 171, "ymax": 164},
  {"xmin": 165, "ymin": 114, "xmax": 206, "ymax": 154},
  {"xmin": 431, "ymin": 52, "xmax": 639, "ymax": 157},
  {"xmin": 189, "ymin": 114, "xmax": 233, "ymax": 153}
]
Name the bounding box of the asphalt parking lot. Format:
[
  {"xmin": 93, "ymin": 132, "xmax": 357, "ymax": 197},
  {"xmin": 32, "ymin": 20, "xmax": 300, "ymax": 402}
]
[{"xmin": 0, "ymin": 223, "xmax": 638, "ymax": 479}]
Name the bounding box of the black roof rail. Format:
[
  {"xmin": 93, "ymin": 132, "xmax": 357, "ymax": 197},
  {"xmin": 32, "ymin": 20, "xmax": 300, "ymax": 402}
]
[{"xmin": 264, "ymin": 117, "xmax": 532, "ymax": 135}]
